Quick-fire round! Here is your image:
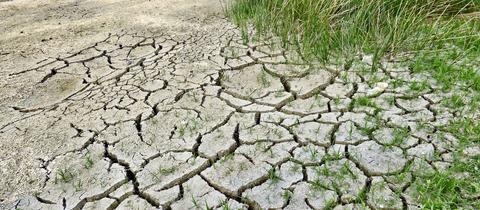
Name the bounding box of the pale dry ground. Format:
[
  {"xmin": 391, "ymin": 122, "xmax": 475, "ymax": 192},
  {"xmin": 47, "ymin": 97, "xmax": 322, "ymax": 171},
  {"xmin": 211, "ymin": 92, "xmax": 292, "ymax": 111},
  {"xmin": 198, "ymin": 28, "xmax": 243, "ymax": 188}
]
[{"xmin": 0, "ymin": 0, "xmax": 477, "ymax": 210}]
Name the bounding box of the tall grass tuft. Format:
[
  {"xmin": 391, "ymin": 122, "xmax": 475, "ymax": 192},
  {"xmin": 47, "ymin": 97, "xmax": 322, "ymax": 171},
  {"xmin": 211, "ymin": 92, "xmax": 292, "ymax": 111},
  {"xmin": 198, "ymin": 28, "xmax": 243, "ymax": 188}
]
[{"xmin": 228, "ymin": 0, "xmax": 480, "ymax": 68}]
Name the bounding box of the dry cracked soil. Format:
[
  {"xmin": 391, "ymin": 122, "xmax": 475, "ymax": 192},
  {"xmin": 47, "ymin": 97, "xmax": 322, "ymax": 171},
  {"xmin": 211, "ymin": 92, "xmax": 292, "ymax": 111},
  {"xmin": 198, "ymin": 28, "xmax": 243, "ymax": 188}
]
[{"xmin": 0, "ymin": 0, "xmax": 478, "ymax": 210}]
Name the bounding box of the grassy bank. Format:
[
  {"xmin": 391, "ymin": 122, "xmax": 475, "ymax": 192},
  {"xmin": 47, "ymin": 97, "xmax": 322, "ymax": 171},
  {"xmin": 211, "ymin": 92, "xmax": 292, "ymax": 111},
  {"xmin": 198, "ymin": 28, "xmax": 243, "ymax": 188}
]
[{"xmin": 228, "ymin": 0, "xmax": 480, "ymax": 68}]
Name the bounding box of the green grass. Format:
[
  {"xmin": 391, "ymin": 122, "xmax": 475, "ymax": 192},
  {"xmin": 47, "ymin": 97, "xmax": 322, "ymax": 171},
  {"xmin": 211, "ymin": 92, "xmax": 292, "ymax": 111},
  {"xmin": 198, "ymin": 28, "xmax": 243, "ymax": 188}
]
[
  {"xmin": 354, "ymin": 96, "xmax": 378, "ymax": 108},
  {"xmin": 410, "ymin": 52, "xmax": 480, "ymax": 92},
  {"xmin": 411, "ymin": 115, "xmax": 480, "ymax": 208},
  {"xmin": 55, "ymin": 168, "xmax": 74, "ymax": 184},
  {"xmin": 227, "ymin": 1, "xmax": 480, "ymax": 208},
  {"xmin": 413, "ymin": 156, "xmax": 480, "ymax": 209},
  {"xmin": 84, "ymin": 154, "xmax": 94, "ymax": 169},
  {"xmin": 268, "ymin": 168, "xmax": 282, "ymax": 184},
  {"xmin": 228, "ymin": 0, "xmax": 480, "ymax": 68}
]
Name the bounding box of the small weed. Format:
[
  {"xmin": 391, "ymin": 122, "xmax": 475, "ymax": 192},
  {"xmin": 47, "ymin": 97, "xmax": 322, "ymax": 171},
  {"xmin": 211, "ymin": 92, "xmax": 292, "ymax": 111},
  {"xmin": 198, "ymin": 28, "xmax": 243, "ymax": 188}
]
[
  {"xmin": 178, "ymin": 125, "xmax": 186, "ymax": 137},
  {"xmin": 391, "ymin": 79, "xmax": 406, "ymax": 89},
  {"xmin": 340, "ymin": 161, "xmax": 357, "ymax": 180},
  {"xmin": 150, "ymin": 166, "xmax": 176, "ymax": 182},
  {"xmin": 306, "ymin": 146, "xmax": 320, "ymax": 161},
  {"xmin": 158, "ymin": 167, "xmax": 176, "ymax": 175},
  {"xmin": 281, "ymin": 190, "xmax": 292, "ymax": 201},
  {"xmin": 221, "ymin": 200, "xmax": 231, "ymax": 210},
  {"xmin": 409, "ymin": 81, "xmax": 430, "ymax": 93},
  {"xmin": 191, "ymin": 195, "xmax": 200, "ymax": 209},
  {"xmin": 443, "ymin": 94, "xmax": 466, "ymax": 110},
  {"xmin": 324, "ymin": 199, "xmax": 337, "ymax": 210},
  {"xmin": 55, "ymin": 168, "xmax": 74, "ymax": 184},
  {"xmin": 268, "ymin": 168, "xmax": 281, "ymax": 184},
  {"xmin": 310, "ymin": 179, "xmax": 327, "ymax": 191},
  {"xmin": 355, "ymin": 96, "xmax": 376, "ymax": 108},
  {"xmin": 385, "ymin": 96, "xmax": 395, "ymax": 106},
  {"xmin": 333, "ymin": 96, "xmax": 341, "ymax": 105},
  {"xmin": 84, "ymin": 155, "xmax": 94, "ymax": 169},
  {"xmin": 387, "ymin": 127, "xmax": 410, "ymax": 147}
]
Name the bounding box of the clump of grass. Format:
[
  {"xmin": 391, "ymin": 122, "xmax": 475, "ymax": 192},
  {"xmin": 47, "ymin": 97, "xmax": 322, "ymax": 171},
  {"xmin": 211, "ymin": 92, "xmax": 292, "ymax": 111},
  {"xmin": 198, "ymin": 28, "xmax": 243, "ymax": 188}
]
[
  {"xmin": 268, "ymin": 168, "xmax": 282, "ymax": 184},
  {"xmin": 410, "ymin": 52, "xmax": 480, "ymax": 92},
  {"xmin": 55, "ymin": 168, "xmax": 74, "ymax": 184},
  {"xmin": 413, "ymin": 168, "xmax": 479, "ymax": 209},
  {"xmin": 355, "ymin": 96, "xmax": 376, "ymax": 108},
  {"xmin": 84, "ymin": 154, "xmax": 94, "ymax": 169},
  {"xmin": 412, "ymin": 118, "xmax": 480, "ymax": 209},
  {"xmin": 228, "ymin": 0, "xmax": 480, "ymax": 68}
]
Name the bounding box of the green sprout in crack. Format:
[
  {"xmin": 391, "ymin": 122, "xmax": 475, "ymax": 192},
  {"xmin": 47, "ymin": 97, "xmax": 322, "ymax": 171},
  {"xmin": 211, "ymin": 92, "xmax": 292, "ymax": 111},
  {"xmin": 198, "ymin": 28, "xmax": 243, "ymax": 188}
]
[
  {"xmin": 323, "ymin": 151, "xmax": 343, "ymax": 162},
  {"xmin": 385, "ymin": 95, "xmax": 396, "ymax": 106},
  {"xmin": 324, "ymin": 199, "xmax": 337, "ymax": 210},
  {"xmin": 387, "ymin": 127, "xmax": 409, "ymax": 147},
  {"xmin": 305, "ymin": 146, "xmax": 320, "ymax": 161},
  {"xmin": 358, "ymin": 125, "xmax": 376, "ymax": 137},
  {"xmin": 150, "ymin": 166, "xmax": 176, "ymax": 182},
  {"xmin": 178, "ymin": 125, "xmax": 186, "ymax": 137},
  {"xmin": 221, "ymin": 199, "xmax": 231, "ymax": 210},
  {"xmin": 333, "ymin": 96, "xmax": 341, "ymax": 105},
  {"xmin": 158, "ymin": 167, "xmax": 176, "ymax": 176},
  {"xmin": 310, "ymin": 179, "xmax": 328, "ymax": 192},
  {"xmin": 204, "ymin": 201, "xmax": 212, "ymax": 210},
  {"xmin": 193, "ymin": 92, "xmax": 200, "ymax": 103},
  {"xmin": 355, "ymin": 96, "xmax": 376, "ymax": 108},
  {"xmin": 191, "ymin": 195, "xmax": 200, "ymax": 209},
  {"xmin": 267, "ymin": 148, "xmax": 275, "ymax": 158},
  {"xmin": 55, "ymin": 168, "xmax": 75, "ymax": 184},
  {"xmin": 268, "ymin": 168, "xmax": 281, "ymax": 184},
  {"xmin": 416, "ymin": 121, "xmax": 430, "ymax": 131},
  {"xmin": 394, "ymin": 163, "xmax": 413, "ymax": 184},
  {"xmin": 366, "ymin": 74, "xmax": 385, "ymax": 87},
  {"xmin": 220, "ymin": 153, "xmax": 235, "ymax": 164},
  {"xmin": 315, "ymin": 166, "xmax": 331, "ymax": 177},
  {"xmin": 347, "ymin": 122, "xmax": 354, "ymax": 142},
  {"xmin": 281, "ymin": 190, "xmax": 292, "ymax": 202},
  {"xmin": 239, "ymin": 162, "xmax": 248, "ymax": 171},
  {"xmin": 314, "ymin": 93, "xmax": 324, "ymax": 106},
  {"xmin": 391, "ymin": 79, "xmax": 405, "ymax": 89},
  {"xmin": 273, "ymin": 128, "xmax": 284, "ymax": 138},
  {"xmin": 84, "ymin": 154, "xmax": 94, "ymax": 169},
  {"xmin": 340, "ymin": 161, "xmax": 357, "ymax": 180},
  {"xmin": 314, "ymin": 124, "xmax": 324, "ymax": 136},
  {"xmin": 340, "ymin": 72, "xmax": 350, "ymax": 83}
]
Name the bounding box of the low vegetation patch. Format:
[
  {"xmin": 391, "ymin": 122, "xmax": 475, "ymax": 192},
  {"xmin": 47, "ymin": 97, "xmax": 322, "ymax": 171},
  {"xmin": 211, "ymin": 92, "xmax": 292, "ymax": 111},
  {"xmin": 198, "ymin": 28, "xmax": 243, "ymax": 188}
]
[
  {"xmin": 228, "ymin": 0, "xmax": 480, "ymax": 208},
  {"xmin": 228, "ymin": 0, "xmax": 480, "ymax": 68}
]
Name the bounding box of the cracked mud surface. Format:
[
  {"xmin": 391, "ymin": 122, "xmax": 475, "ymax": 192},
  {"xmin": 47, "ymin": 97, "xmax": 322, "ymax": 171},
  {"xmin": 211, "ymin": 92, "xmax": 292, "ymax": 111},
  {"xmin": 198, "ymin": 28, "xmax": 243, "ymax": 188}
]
[{"xmin": 1, "ymin": 0, "xmax": 479, "ymax": 210}]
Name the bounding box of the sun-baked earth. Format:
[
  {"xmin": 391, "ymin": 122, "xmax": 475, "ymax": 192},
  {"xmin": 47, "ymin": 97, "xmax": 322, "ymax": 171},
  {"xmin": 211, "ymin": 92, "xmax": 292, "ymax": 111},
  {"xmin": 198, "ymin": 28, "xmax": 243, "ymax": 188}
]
[{"xmin": 1, "ymin": 0, "xmax": 479, "ymax": 210}]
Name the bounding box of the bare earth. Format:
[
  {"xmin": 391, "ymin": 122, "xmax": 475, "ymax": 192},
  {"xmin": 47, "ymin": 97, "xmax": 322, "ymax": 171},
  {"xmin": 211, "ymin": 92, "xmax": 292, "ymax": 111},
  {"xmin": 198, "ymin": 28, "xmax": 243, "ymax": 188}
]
[{"xmin": 0, "ymin": 0, "xmax": 475, "ymax": 210}]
